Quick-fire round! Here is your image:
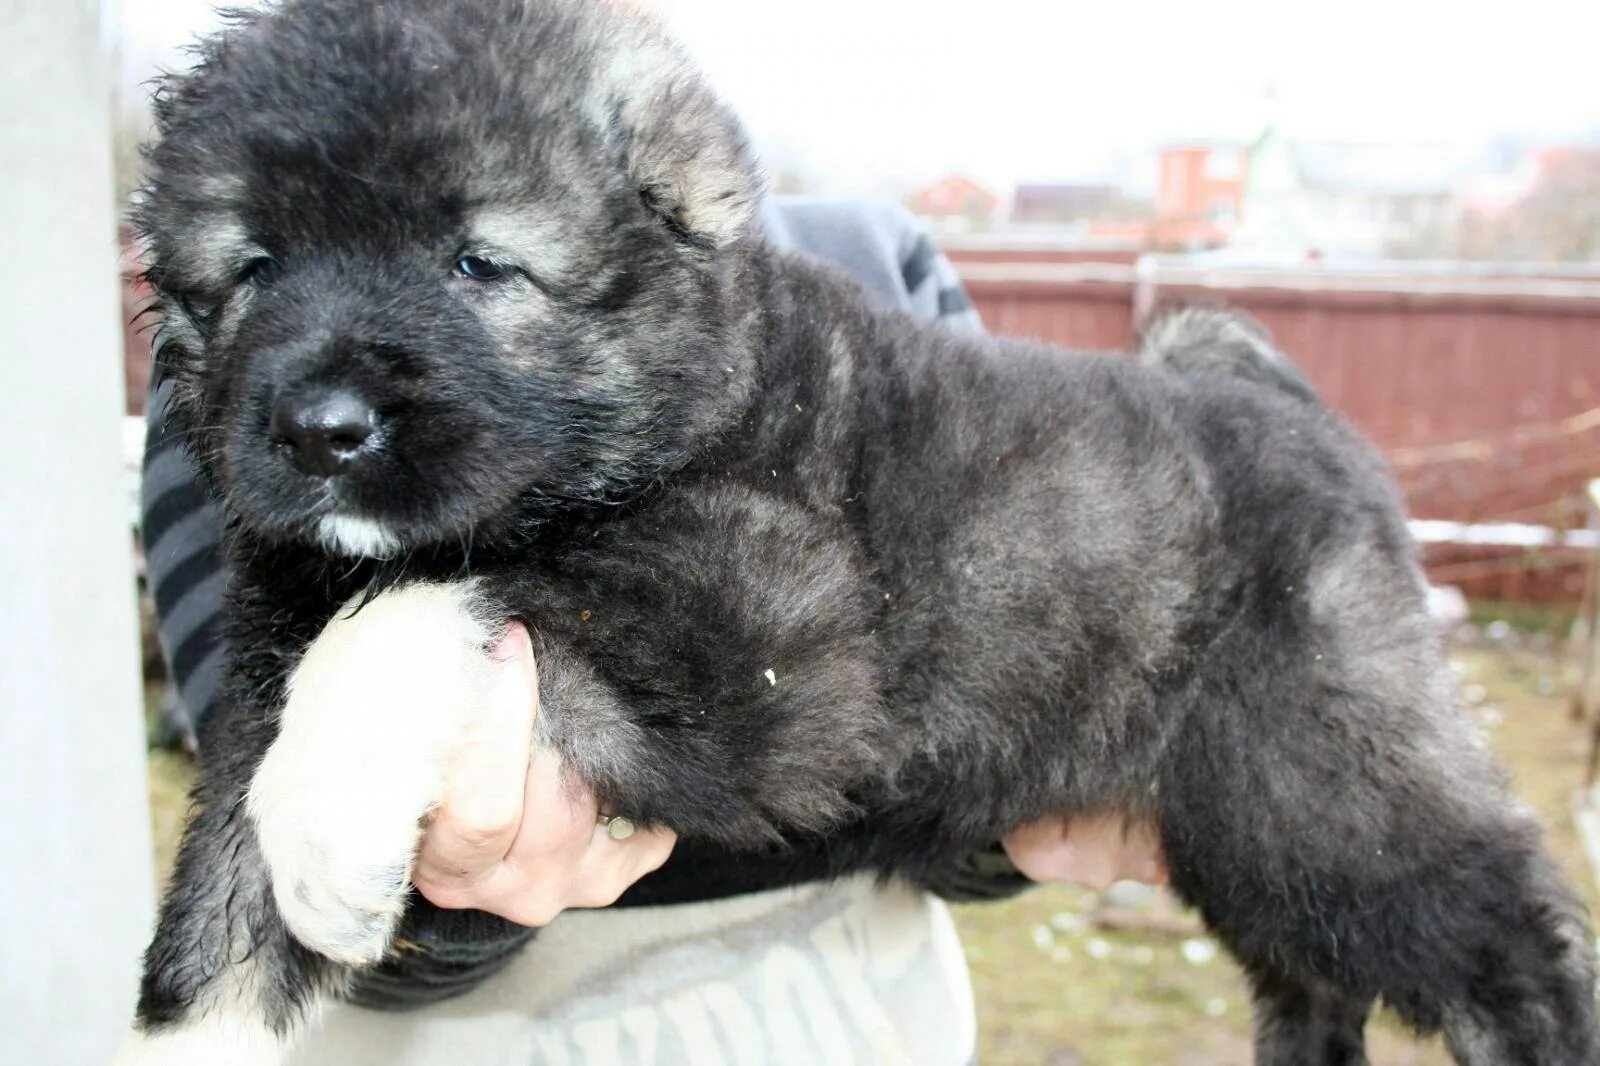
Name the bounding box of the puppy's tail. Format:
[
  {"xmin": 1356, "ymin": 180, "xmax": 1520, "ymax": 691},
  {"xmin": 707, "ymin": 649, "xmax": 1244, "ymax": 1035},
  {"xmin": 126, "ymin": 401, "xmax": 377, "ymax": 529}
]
[{"xmin": 1138, "ymin": 305, "xmax": 1321, "ymax": 405}]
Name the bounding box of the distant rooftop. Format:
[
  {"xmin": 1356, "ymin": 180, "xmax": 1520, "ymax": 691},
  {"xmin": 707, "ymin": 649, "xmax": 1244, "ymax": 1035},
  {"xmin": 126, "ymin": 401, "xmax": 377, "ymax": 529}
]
[{"xmin": 1284, "ymin": 140, "xmax": 1467, "ymax": 196}]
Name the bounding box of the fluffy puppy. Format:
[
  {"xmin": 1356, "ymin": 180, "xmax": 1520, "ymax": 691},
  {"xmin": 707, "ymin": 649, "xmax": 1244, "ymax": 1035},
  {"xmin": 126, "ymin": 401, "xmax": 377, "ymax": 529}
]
[{"xmin": 123, "ymin": 1, "xmax": 1598, "ymax": 1063}]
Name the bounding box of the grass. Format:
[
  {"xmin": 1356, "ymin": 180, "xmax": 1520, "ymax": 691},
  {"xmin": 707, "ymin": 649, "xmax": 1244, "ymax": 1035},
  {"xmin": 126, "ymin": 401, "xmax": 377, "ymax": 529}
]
[
  {"xmin": 1467, "ymin": 599, "xmax": 1580, "ymax": 638},
  {"xmin": 144, "ymin": 682, "xmax": 195, "ymax": 885},
  {"xmin": 145, "ymin": 638, "xmax": 1600, "ymax": 1062}
]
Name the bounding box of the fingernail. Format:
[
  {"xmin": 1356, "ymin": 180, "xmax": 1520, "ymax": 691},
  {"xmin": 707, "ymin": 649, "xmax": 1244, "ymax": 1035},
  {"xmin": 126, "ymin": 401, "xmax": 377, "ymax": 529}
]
[{"xmin": 491, "ymin": 622, "xmax": 528, "ymax": 662}]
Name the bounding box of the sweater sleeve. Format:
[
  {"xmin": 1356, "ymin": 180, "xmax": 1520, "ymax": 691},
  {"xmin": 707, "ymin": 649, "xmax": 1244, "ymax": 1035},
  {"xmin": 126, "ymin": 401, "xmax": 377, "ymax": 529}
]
[
  {"xmin": 758, "ymin": 196, "xmax": 982, "ymax": 332},
  {"xmin": 142, "ymin": 372, "xmax": 227, "ymax": 752}
]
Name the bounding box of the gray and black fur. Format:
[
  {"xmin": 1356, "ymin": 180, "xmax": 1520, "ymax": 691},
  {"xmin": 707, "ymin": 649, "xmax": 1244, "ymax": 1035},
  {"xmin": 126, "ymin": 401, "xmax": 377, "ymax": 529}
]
[{"xmin": 132, "ymin": 1, "xmax": 1599, "ymax": 1062}]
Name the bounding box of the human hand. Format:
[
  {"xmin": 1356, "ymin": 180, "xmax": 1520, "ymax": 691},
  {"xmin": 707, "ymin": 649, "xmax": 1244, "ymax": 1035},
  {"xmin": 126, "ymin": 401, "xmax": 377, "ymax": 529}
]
[
  {"xmin": 412, "ymin": 622, "xmax": 677, "ymax": 926},
  {"xmin": 1002, "ymin": 812, "xmax": 1168, "ymax": 889}
]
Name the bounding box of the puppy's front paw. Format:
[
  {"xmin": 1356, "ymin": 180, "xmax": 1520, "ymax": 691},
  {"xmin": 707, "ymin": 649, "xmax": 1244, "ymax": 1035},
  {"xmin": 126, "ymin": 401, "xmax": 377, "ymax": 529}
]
[
  {"xmin": 249, "ymin": 581, "xmax": 498, "ymax": 965},
  {"xmin": 114, "ymin": 1017, "xmax": 288, "ymax": 1066},
  {"xmin": 251, "ymin": 787, "xmax": 415, "ymax": 966}
]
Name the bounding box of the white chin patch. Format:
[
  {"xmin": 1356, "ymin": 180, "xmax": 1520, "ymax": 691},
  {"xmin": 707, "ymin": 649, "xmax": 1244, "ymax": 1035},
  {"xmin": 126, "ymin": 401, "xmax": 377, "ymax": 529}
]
[{"xmin": 317, "ymin": 514, "xmax": 400, "ymax": 559}]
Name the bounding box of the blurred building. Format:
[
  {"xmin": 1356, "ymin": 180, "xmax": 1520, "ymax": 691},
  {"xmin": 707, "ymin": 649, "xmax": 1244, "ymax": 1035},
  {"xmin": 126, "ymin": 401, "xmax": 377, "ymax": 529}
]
[
  {"xmin": 1459, "ymin": 144, "xmax": 1600, "ymax": 216},
  {"xmin": 1009, "ymin": 182, "xmax": 1152, "ymax": 244},
  {"xmin": 906, "ymin": 173, "xmax": 999, "ymax": 232},
  {"xmin": 1152, "ymin": 143, "xmax": 1248, "ymax": 250},
  {"xmin": 1456, "ymin": 144, "xmax": 1600, "ymax": 261},
  {"xmin": 1232, "ymin": 132, "xmax": 1460, "ymax": 260},
  {"xmin": 1011, "ymin": 182, "xmax": 1118, "ymax": 224}
]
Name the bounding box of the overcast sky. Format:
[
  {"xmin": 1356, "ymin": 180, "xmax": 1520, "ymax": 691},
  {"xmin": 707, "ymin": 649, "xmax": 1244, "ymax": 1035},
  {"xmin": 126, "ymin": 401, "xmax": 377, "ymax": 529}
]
[{"xmin": 117, "ymin": 0, "xmax": 1600, "ymax": 196}]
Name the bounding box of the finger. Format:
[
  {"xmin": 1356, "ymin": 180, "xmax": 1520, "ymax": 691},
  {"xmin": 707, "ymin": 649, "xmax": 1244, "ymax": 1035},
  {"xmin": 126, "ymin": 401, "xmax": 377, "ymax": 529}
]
[
  {"xmin": 502, "ymin": 746, "xmax": 600, "ymax": 860},
  {"xmin": 1000, "ymin": 816, "xmax": 1072, "ymax": 883},
  {"xmin": 462, "ymin": 820, "xmax": 676, "ymax": 925},
  {"xmin": 1119, "ymin": 816, "xmax": 1170, "ymax": 885},
  {"xmin": 416, "ymin": 623, "xmax": 538, "ymax": 887},
  {"xmin": 568, "ymin": 823, "xmax": 678, "ymax": 909},
  {"xmin": 1046, "ymin": 814, "xmax": 1125, "ymax": 889},
  {"xmin": 1076, "ymin": 812, "xmax": 1139, "ymax": 883},
  {"xmin": 428, "ymin": 748, "xmax": 596, "ymax": 920},
  {"xmin": 1004, "ymin": 813, "xmax": 1159, "ymax": 888},
  {"xmin": 1055, "ymin": 814, "xmax": 1166, "ymax": 888}
]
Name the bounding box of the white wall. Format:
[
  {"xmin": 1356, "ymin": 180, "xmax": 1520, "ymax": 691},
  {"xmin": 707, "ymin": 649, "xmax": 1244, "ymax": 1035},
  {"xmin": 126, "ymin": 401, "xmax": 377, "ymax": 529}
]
[{"xmin": 0, "ymin": 1, "xmax": 156, "ymax": 1060}]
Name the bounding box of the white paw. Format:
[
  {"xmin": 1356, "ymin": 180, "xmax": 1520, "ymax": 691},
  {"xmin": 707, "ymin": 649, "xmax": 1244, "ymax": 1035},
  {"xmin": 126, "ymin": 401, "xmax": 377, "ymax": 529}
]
[
  {"xmin": 114, "ymin": 1016, "xmax": 288, "ymax": 1066},
  {"xmin": 250, "ymin": 580, "xmax": 498, "ymax": 966},
  {"xmin": 254, "ymin": 809, "xmax": 414, "ymax": 967}
]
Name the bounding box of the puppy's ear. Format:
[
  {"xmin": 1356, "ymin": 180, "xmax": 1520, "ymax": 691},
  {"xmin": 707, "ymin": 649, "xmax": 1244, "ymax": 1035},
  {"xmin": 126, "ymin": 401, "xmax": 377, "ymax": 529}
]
[{"xmin": 600, "ymin": 40, "xmax": 764, "ymax": 248}]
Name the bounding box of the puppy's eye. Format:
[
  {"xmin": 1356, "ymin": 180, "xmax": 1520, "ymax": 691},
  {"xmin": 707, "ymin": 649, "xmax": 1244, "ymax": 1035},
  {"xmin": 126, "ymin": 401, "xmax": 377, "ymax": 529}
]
[
  {"xmin": 177, "ymin": 292, "xmax": 217, "ymax": 326},
  {"xmin": 241, "ymin": 256, "xmax": 283, "ymax": 288},
  {"xmin": 454, "ymin": 255, "xmax": 506, "ymax": 281}
]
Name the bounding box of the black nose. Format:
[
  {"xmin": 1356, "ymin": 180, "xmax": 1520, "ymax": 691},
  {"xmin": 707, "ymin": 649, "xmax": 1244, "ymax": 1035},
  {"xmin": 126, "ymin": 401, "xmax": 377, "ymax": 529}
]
[{"xmin": 270, "ymin": 388, "xmax": 379, "ymax": 478}]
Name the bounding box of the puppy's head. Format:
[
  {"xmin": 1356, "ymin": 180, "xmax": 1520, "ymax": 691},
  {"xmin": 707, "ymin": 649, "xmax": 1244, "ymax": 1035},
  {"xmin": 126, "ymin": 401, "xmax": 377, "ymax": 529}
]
[{"xmin": 138, "ymin": 0, "xmax": 761, "ymax": 558}]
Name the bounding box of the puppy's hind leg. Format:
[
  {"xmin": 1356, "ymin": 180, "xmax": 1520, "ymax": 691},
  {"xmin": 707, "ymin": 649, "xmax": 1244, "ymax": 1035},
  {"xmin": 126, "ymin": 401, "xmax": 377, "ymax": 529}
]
[
  {"xmin": 1160, "ymin": 676, "xmax": 1599, "ymax": 1066},
  {"xmin": 1427, "ymin": 847, "xmax": 1599, "ymax": 1066},
  {"xmin": 1249, "ymin": 970, "xmax": 1371, "ymax": 1066}
]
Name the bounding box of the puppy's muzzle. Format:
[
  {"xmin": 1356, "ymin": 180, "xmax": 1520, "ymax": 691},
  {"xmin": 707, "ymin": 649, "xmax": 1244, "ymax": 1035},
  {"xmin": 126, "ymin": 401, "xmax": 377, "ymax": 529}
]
[{"xmin": 271, "ymin": 386, "xmax": 380, "ymax": 478}]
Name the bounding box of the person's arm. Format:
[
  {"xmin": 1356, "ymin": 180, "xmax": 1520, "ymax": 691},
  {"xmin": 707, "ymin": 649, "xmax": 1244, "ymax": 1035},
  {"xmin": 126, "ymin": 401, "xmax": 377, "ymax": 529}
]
[
  {"xmin": 758, "ymin": 196, "xmax": 982, "ymax": 332},
  {"xmin": 141, "ymin": 373, "xmax": 227, "ymax": 753}
]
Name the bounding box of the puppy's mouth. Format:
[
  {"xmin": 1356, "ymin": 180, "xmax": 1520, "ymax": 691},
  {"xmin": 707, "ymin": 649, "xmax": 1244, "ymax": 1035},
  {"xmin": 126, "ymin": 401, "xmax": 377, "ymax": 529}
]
[
  {"xmin": 255, "ymin": 478, "xmax": 458, "ymax": 562},
  {"xmin": 228, "ymin": 381, "xmax": 482, "ymax": 561},
  {"xmin": 315, "ymin": 512, "xmax": 404, "ymax": 559}
]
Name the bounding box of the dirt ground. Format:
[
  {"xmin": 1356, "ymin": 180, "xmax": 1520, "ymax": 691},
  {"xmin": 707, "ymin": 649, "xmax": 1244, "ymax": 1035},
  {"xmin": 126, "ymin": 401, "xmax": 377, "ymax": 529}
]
[{"xmin": 146, "ymin": 631, "xmax": 1600, "ymax": 1064}]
